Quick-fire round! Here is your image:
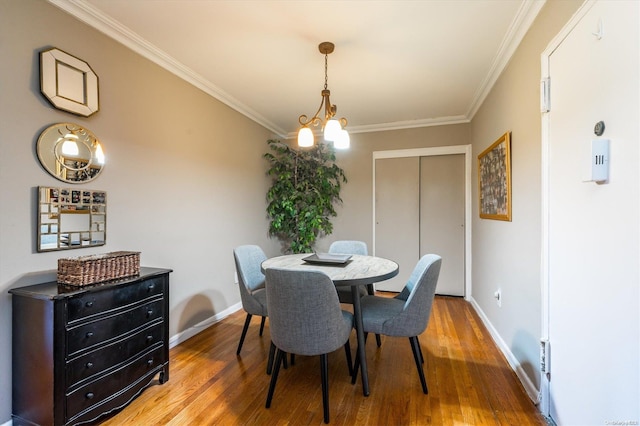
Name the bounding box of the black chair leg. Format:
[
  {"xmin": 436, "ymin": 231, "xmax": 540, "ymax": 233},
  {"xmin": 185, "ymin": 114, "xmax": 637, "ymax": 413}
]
[
  {"xmin": 344, "ymin": 340, "xmax": 353, "ymax": 376},
  {"xmin": 259, "ymin": 316, "xmax": 266, "ymax": 336},
  {"xmin": 267, "ymin": 341, "xmax": 276, "ymax": 375},
  {"xmin": 320, "ymin": 354, "xmax": 330, "ymax": 424},
  {"xmin": 351, "ymin": 333, "xmax": 368, "ymax": 384},
  {"xmin": 417, "ymin": 335, "xmax": 424, "ymax": 364},
  {"xmin": 236, "ymin": 313, "xmax": 252, "ymax": 355},
  {"xmin": 409, "ymin": 336, "xmax": 428, "ymax": 394},
  {"xmin": 266, "ymin": 348, "xmax": 284, "ymax": 408},
  {"xmin": 351, "ymin": 344, "xmax": 359, "ymax": 384},
  {"xmin": 375, "ymin": 334, "xmax": 382, "ymax": 347},
  {"xmin": 290, "ymin": 353, "xmax": 295, "ymax": 366}
]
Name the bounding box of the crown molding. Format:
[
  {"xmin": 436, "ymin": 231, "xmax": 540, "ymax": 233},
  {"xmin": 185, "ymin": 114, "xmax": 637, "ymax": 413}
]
[
  {"xmin": 47, "ymin": 0, "xmax": 288, "ymax": 137},
  {"xmin": 465, "ymin": 0, "xmax": 547, "ymax": 119},
  {"xmin": 284, "ymin": 115, "xmax": 470, "ymax": 140}
]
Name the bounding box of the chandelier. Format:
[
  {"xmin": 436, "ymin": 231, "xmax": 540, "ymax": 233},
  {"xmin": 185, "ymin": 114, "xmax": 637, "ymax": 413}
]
[{"xmin": 297, "ymin": 42, "xmax": 350, "ymax": 149}]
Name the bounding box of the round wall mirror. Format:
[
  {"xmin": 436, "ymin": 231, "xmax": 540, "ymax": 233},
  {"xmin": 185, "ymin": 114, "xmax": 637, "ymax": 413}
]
[{"xmin": 37, "ymin": 123, "xmax": 105, "ymax": 183}]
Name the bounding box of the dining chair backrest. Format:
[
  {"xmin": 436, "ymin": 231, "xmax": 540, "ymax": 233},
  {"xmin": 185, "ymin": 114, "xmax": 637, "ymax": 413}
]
[
  {"xmin": 387, "ymin": 254, "xmax": 442, "ymax": 337},
  {"xmin": 265, "ymin": 268, "xmax": 353, "ymax": 356},
  {"xmin": 234, "ymin": 245, "xmax": 267, "ymax": 311},
  {"xmin": 328, "ymin": 240, "xmax": 368, "ymax": 256}
]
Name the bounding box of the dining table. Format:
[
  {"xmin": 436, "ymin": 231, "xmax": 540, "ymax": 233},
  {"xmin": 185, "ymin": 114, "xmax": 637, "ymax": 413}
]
[{"xmin": 261, "ymin": 253, "xmax": 399, "ymax": 396}]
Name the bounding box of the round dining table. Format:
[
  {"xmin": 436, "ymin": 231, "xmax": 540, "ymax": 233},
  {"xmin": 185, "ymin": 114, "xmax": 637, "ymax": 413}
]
[{"xmin": 261, "ymin": 253, "xmax": 399, "ymax": 396}]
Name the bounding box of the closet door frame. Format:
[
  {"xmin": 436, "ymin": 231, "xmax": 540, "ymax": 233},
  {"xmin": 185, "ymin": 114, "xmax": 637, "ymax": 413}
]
[{"xmin": 372, "ymin": 144, "xmax": 472, "ymax": 300}]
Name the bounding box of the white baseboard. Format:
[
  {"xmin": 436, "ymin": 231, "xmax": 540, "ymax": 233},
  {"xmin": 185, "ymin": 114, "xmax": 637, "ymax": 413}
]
[
  {"xmin": 168, "ymin": 302, "xmax": 242, "ymax": 349},
  {"xmin": 2, "ymin": 419, "xmax": 12, "ymax": 426},
  {"xmin": 468, "ymin": 297, "xmax": 542, "ymax": 405}
]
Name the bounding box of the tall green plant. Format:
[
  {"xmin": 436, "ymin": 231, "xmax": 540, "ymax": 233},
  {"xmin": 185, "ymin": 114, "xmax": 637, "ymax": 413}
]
[{"xmin": 264, "ymin": 139, "xmax": 347, "ymax": 253}]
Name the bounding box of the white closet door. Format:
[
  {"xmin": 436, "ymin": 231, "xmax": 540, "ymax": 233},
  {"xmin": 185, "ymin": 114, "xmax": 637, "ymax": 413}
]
[
  {"xmin": 420, "ymin": 155, "xmax": 465, "ymax": 296},
  {"xmin": 374, "ymin": 157, "xmax": 419, "ymax": 292}
]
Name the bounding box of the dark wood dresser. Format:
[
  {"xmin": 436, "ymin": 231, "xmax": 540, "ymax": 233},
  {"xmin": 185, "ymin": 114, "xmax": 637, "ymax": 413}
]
[{"xmin": 9, "ymin": 267, "xmax": 172, "ymax": 426}]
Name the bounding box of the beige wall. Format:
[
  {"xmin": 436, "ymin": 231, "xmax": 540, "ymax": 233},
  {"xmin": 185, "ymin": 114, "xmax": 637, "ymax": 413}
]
[
  {"xmin": 470, "ymin": 0, "xmax": 583, "ymax": 392},
  {"xmin": 0, "ymin": 0, "xmax": 280, "ymax": 421}
]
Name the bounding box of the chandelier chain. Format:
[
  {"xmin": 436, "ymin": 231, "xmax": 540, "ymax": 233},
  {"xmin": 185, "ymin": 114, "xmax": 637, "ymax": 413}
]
[{"xmin": 324, "ymin": 52, "xmax": 328, "ymax": 90}]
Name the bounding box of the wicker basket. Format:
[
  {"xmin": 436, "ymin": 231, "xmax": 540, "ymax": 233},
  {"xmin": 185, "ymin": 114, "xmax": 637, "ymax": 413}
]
[{"xmin": 57, "ymin": 251, "xmax": 140, "ymax": 286}]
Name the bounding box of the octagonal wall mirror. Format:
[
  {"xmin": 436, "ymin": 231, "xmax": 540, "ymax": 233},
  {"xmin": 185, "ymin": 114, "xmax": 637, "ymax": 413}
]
[
  {"xmin": 40, "ymin": 47, "xmax": 99, "ymax": 117},
  {"xmin": 37, "ymin": 123, "xmax": 105, "ymax": 183}
]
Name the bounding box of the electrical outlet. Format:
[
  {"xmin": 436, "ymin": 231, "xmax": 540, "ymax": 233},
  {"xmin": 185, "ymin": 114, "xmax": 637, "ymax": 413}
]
[{"xmin": 494, "ymin": 288, "xmax": 502, "ymax": 307}]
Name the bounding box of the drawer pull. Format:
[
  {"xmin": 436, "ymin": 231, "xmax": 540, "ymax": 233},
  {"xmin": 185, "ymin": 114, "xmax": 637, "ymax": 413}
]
[
  {"xmin": 146, "ymin": 310, "xmax": 153, "ymax": 318},
  {"xmin": 147, "ymin": 359, "xmax": 154, "ymax": 367},
  {"xmin": 86, "ymin": 392, "xmax": 95, "ymax": 399},
  {"xmin": 146, "ymin": 335, "xmax": 153, "ymax": 343},
  {"xmin": 85, "ymin": 301, "xmax": 94, "ymax": 308},
  {"xmin": 86, "ymin": 332, "xmax": 94, "ymax": 338},
  {"xmin": 86, "ymin": 362, "xmax": 94, "ymax": 369},
  {"xmin": 148, "ymin": 283, "xmax": 155, "ymax": 291}
]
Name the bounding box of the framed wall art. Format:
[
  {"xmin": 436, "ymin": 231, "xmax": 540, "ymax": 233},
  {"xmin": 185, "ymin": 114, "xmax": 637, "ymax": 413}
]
[{"xmin": 478, "ymin": 131, "xmax": 512, "ymax": 221}]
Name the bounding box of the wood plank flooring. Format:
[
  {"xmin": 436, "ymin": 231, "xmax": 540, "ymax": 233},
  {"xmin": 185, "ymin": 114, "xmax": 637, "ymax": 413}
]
[{"xmin": 100, "ymin": 295, "xmax": 547, "ymax": 425}]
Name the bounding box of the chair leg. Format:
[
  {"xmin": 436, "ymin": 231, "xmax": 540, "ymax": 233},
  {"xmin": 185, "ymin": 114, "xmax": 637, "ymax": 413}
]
[
  {"xmin": 266, "ymin": 348, "xmax": 284, "ymax": 408},
  {"xmin": 290, "ymin": 353, "xmax": 295, "ymax": 366},
  {"xmin": 365, "ymin": 285, "xmax": 383, "ymax": 347},
  {"xmin": 409, "ymin": 336, "xmax": 428, "ymax": 394},
  {"xmin": 320, "ymin": 354, "xmax": 330, "ymax": 424},
  {"xmin": 344, "ymin": 340, "xmax": 353, "ymax": 376},
  {"xmin": 259, "ymin": 316, "xmax": 266, "ymax": 336},
  {"xmin": 417, "ymin": 335, "xmax": 424, "ymax": 364},
  {"xmin": 267, "ymin": 341, "xmax": 276, "ymax": 375},
  {"xmin": 351, "ymin": 333, "xmax": 368, "ymax": 384},
  {"xmin": 236, "ymin": 313, "xmax": 252, "ymax": 355}
]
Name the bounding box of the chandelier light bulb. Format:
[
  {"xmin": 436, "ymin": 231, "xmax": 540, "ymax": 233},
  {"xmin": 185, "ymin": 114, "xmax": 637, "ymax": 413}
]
[
  {"xmin": 95, "ymin": 142, "xmax": 105, "ymax": 164},
  {"xmin": 61, "ymin": 137, "xmax": 79, "ymax": 156},
  {"xmin": 333, "ymin": 129, "xmax": 350, "ymax": 150},
  {"xmin": 298, "ymin": 127, "xmax": 314, "ymax": 147},
  {"xmin": 323, "ymin": 119, "xmax": 341, "ymax": 141}
]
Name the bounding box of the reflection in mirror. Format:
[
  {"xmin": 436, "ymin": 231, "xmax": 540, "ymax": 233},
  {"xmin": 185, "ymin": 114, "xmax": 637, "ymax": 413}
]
[
  {"xmin": 37, "ymin": 123, "xmax": 105, "ymax": 183},
  {"xmin": 38, "ymin": 186, "xmax": 107, "ymax": 252}
]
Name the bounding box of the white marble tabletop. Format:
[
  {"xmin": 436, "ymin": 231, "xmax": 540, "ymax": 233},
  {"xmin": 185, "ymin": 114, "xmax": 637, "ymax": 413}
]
[{"xmin": 261, "ymin": 253, "xmax": 399, "ymax": 287}]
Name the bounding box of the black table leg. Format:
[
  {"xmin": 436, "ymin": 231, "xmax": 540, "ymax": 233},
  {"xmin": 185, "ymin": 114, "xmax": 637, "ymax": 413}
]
[{"xmin": 351, "ymin": 285, "xmax": 369, "ymax": 396}]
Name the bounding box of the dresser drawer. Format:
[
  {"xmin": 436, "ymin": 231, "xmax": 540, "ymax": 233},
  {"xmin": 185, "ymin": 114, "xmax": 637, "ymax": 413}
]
[
  {"xmin": 67, "ymin": 298, "xmax": 164, "ymax": 356},
  {"xmin": 66, "ymin": 345, "xmax": 165, "ymax": 422},
  {"xmin": 66, "ymin": 322, "xmax": 164, "ymax": 389},
  {"xmin": 67, "ymin": 277, "xmax": 164, "ymax": 323}
]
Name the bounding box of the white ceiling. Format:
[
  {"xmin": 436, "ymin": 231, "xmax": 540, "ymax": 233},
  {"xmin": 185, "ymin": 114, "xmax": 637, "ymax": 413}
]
[{"xmin": 50, "ymin": 0, "xmax": 545, "ymax": 138}]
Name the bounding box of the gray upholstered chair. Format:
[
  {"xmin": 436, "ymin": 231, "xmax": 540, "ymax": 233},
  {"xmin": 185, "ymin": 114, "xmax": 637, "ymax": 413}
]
[
  {"xmin": 233, "ymin": 245, "xmax": 268, "ymax": 356},
  {"xmin": 328, "ymin": 240, "xmax": 382, "ymax": 347},
  {"xmin": 264, "ymin": 268, "xmax": 353, "ymax": 424},
  {"xmin": 328, "ymin": 240, "xmax": 369, "ymax": 304},
  {"xmin": 353, "ymin": 254, "xmax": 442, "ymax": 394}
]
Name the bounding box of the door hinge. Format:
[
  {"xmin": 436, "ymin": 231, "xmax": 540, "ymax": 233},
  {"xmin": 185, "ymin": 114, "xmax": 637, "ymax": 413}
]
[
  {"xmin": 540, "ymin": 78, "xmax": 550, "ymax": 113},
  {"xmin": 540, "ymin": 338, "xmax": 550, "ymax": 373}
]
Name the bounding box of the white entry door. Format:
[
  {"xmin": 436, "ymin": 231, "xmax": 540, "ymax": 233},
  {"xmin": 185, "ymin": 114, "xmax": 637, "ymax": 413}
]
[{"xmin": 544, "ymin": 1, "xmax": 639, "ymax": 423}]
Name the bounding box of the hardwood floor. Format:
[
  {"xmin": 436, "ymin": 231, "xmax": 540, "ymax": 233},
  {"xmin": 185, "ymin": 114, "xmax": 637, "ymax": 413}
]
[{"xmin": 101, "ymin": 296, "xmax": 547, "ymax": 425}]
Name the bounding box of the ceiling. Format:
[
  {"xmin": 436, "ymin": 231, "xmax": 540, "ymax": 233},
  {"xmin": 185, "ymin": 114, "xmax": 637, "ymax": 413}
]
[{"xmin": 50, "ymin": 0, "xmax": 545, "ymax": 138}]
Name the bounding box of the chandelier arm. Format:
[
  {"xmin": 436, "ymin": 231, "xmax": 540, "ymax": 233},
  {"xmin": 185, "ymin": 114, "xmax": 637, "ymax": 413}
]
[{"xmin": 298, "ymin": 96, "xmax": 326, "ymax": 127}]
